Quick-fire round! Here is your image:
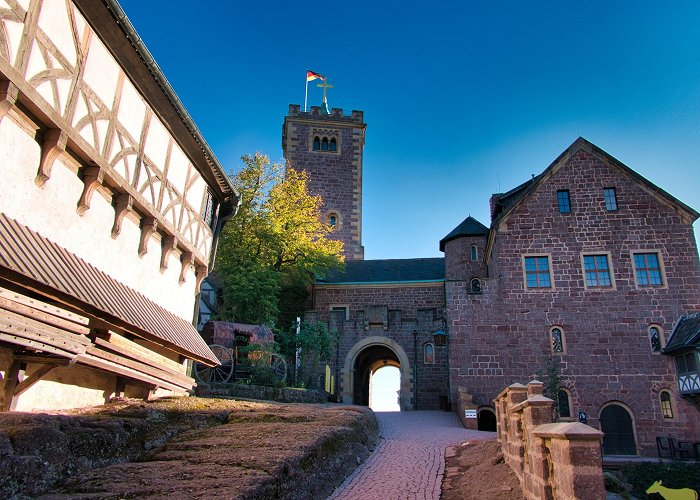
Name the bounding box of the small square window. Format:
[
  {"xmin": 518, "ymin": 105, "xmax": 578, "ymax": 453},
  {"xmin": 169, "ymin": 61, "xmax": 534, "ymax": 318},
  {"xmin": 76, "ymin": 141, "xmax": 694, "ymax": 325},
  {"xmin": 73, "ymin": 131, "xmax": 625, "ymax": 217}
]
[
  {"xmin": 583, "ymin": 254, "xmax": 613, "ymax": 288},
  {"xmin": 557, "ymin": 190, "xmax": 571, "ymax": 213},
  {"xmin": 633, "ymin": 252, "xmax": 664, "ymax": 287},
  {"xmin": 524, "ymin": 256, "xmax": 552, "ymax": 288},
  {"xmin": 604, "ymin": 188, "xmax": 618, "ymax": 211}
]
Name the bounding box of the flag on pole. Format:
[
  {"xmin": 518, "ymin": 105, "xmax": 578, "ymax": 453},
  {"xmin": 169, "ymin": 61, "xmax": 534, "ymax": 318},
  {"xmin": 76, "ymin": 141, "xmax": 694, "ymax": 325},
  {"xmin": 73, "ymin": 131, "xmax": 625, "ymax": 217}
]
[
  {"xmin": 306, "ymin": 70, "xmax": 325, "ymax": 82},
  {"xmin": 305, "ymin": 70, "xmax": 325, "ymax": 111}
]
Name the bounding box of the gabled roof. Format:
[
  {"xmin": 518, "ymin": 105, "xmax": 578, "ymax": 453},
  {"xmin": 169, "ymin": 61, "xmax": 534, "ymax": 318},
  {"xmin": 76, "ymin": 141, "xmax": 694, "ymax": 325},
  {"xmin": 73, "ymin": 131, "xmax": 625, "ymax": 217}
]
[
  {"xmin": 439, "ymin": 216, "xmax": 489, "ymax": 251},
  {"xmin": 663, "ymin": 312, "xmax": 700, "ymax": 354},
  {"xmin": 319, "ymin": 258, "xmax": 445, "ymax": 284},
  {"xmin": 0, "ymin": 213, "xmax": 218, "ymax": 365},
  {"xmin": 490, "ymin": 137, "xmax": 699, "ymax": 228}
]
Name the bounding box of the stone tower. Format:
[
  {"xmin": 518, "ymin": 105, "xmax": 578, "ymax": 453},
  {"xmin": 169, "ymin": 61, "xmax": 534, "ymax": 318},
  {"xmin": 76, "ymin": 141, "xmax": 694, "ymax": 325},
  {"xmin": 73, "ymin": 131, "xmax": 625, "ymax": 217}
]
[{"xmin": 282, "ymin": 104, "xmax": 366, "ymax": 260}]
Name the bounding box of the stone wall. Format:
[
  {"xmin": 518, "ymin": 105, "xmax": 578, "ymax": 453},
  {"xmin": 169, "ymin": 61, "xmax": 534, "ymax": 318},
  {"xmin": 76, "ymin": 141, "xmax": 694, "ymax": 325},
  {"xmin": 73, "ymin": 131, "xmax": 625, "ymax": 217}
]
[
  {"xmin": 309, "ymin": 283, "xmax": 448, "ymax": 409},
  {"xmin": 283, "ymin": 105, "xmax": 366, "ymax": 260},
  {"xmin": 495, "ymin": 381, "xmax": 605, "ymax": 500},
  {"xmin": 446, "ymin": 143, "xmax": 700, "ymax": 455}
]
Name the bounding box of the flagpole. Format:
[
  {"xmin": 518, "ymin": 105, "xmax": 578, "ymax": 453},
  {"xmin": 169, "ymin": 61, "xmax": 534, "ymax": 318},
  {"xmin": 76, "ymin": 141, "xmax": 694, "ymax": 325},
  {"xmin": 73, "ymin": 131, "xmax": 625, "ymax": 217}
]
[{"xmin": 304, "ymin": 72, "xmax": 309, "ymax": 112}]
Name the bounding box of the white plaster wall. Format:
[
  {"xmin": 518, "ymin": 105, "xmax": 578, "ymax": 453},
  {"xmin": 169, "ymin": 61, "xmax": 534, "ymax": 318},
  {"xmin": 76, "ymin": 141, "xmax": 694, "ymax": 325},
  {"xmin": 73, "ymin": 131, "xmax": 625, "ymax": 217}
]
[
  {"xmin": 0, "ymin": 117, "xmax": 198, "ymax": 320},
  {"xmin": 0, "ymin": 0, "xmax": 214, "ymax": 258},
  {"xmin": 14, "ymin": 363, "xmax": 116, "ymax": 412}
]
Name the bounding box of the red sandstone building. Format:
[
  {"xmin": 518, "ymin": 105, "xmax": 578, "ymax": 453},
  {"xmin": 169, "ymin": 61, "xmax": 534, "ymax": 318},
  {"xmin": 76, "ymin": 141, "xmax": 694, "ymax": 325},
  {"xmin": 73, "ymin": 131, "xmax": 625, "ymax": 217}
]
[{"xmin": 285, "ymin": 105, "xmax": 700, "ymax": 456}]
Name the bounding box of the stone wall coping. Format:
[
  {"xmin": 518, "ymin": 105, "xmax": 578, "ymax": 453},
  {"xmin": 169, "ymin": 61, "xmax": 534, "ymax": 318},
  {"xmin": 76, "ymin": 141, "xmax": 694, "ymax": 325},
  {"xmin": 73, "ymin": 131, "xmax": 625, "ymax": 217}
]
[
  {"xmin": 511, "ymin": 394, "xmax": 554, "ymax": 412},
  {"xmin": 532, "ymin": 422, "xmax": 604, "ymax": 441},
  {"xmin": 495, "ymin": 382, "xmax": 527, "ymax": 400}
]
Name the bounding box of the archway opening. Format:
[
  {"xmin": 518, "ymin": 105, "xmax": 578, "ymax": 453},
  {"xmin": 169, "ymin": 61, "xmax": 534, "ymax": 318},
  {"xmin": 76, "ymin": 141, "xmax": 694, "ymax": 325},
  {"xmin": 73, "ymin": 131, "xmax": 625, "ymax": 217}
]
[
  {"xmin": 477, "ymin": 408, "xmax": 497, "ymax": 431},
  {"xmin": 369, "ymin": 365, "xmax": 400, "ymax": 412},
  {"xmin": 600, "ymin": 403, "xmax": 637, "ymax": 455},
  {"xmin": 353, "ymin": 344, "xmax": 400, "ymax": 408}
]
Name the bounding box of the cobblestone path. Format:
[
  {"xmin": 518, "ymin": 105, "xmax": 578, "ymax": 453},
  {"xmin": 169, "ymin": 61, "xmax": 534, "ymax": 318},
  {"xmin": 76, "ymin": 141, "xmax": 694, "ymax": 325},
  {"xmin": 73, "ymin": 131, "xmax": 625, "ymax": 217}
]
[{"xmin": 327, "ymin": 410, "xmax": 494, "ymax": 500}]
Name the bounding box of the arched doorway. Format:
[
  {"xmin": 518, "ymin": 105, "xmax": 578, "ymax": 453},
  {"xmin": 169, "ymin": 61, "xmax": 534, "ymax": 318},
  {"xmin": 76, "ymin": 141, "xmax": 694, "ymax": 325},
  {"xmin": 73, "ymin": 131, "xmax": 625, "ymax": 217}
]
[
  {"xmin": 600, "ymin": 403, "xmax": 637, "ymax": 455},
  {"xmin": 477, "ymin": 407, "xmax": 497, "ymax": 431},
  {"xmin": 369, "ymin": 365, "xmax": 400, "ymax": 411},
  {"xmin": 341, "ymin": 337, "xmax": 412, "ymax": 410}
]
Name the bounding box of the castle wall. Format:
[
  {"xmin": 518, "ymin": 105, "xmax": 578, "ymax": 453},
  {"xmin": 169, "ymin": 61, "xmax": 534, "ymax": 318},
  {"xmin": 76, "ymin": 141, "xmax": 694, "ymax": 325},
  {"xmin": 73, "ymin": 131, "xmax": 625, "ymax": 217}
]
[
  {"xmin": 313, "ymin": 283, "xmax": 448, "ymax": 410},
  {"xmin": 446, "ymin": 146, "xmax": 700, "ymax": 455}
]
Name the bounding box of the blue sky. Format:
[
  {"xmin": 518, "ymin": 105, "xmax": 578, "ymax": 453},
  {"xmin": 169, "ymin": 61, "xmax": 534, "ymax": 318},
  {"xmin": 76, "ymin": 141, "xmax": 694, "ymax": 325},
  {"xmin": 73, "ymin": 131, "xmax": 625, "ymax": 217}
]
[{"xmin": 119, "ymin": 1, "xmax": 700, "ymax": 259}]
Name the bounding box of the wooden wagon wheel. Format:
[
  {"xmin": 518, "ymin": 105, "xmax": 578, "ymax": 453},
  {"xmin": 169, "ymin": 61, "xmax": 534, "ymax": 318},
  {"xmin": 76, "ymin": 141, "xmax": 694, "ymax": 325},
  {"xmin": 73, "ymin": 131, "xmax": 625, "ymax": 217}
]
[
  {"xmin": 270, "ymin": 353, "xmax": 287, "ymax": 383},
  {"xmin": 194, "ymin": 344, "xmax": 234, "ymax": 384}
]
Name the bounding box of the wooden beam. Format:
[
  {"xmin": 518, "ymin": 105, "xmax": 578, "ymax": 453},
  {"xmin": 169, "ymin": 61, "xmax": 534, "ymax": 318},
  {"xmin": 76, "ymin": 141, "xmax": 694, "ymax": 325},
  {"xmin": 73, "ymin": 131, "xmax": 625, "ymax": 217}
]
[
  {"xmin": 0, "ymin": 286, "xmax": 89, "ymax": 327},
  {"xmin": 0, "ymin": 332, "xmax": 78, "ymax": 359},
  {"xmin": 86, "ymin": 345, "xmax": 193, "ymax": 388},
  {"xmin": 179, "ymin": 251, "xmax": 193, "ymax": 284},
  {"xmin": 0, "ymin": 294, "xmax": 90, "ymax": 336},
  {"xmin": 13, "ymin": 353, "xmax": 72, "ymax": 365},
  {"xmin": 111, "ymin": 193, "xmax": 133, "ymax": 239},
  {"xmin": 13, "ymin": 364, "xmax": 57, "ymax": 397},
  {"xmin": 76, "ymin": 166, "xmax": 104, "ymax": 215},
  {"xmin": 1, "ymin": 360, "xmax": 22, "ymax": 411},
  {"xmin": 160, "ymin": 235, "xmax": 176, "ymax": 271},
  {"xmin": 36, "ymin": 129, "xmax": 68, "ymax": 187},
  {"xmin": 93, "ymin": 331, "xmax": 184, "ymax": 373},
  {"xmin": 0, "ymin": 79, "xmax": 18, "ymax": 123},
  {"xmin": 74, "ymin": 353, "xmax": 184, "ymax": 392},
  {"xmin": 138, "ymin": 217, "xmax": 158, "ymax": 257},
  {"xmin": 115, "ymin": 377, "xmax": 126, "ymax": 398}
]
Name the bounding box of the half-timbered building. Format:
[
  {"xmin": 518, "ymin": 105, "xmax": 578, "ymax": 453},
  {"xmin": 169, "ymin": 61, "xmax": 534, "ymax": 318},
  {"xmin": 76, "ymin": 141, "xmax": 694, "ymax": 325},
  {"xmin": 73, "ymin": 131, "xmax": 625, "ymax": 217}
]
[{"xmin": 0, "ymin": 0, "xmax": 237, "ymax": 411}]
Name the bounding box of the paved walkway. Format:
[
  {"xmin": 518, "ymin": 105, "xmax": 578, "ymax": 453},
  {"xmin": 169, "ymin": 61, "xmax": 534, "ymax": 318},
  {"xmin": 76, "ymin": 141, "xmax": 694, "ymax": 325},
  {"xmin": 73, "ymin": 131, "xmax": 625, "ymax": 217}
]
[{"xmin": 327, "ymin": 411, "xmax": 495, "ymax": 500}]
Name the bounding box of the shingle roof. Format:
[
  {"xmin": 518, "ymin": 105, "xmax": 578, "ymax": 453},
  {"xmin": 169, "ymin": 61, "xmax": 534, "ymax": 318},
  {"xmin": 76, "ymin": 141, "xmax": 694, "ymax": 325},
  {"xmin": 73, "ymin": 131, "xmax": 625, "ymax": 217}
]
[
  {"xmin": 319, "ymin": 258, "xmax": 445, "ymax": 284},
  {"xmin": 439, "ymin": 216, "xmax": 488, "ymax": 251},
  {"xmin": 0, "ymin": 213, "xmax": 218, "ymax": 365},
  {"xmin": 663, "ymin": 312, "xmax": 700, "ymax": 354}
]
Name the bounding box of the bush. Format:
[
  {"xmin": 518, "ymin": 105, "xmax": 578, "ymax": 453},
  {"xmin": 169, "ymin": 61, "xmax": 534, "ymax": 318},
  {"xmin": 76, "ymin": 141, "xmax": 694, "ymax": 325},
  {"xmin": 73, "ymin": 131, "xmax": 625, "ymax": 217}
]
[{"xmin": 620, "ymin": 462, "xmax": 700, "ymax": 498}]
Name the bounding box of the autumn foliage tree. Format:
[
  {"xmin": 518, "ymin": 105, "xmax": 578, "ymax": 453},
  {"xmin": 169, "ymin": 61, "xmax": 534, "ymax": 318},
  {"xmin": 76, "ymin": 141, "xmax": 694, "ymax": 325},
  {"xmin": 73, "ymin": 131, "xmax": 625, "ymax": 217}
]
[{"xmin": 215, "ymin": 153, "xmax": 343, "ymax": 329}]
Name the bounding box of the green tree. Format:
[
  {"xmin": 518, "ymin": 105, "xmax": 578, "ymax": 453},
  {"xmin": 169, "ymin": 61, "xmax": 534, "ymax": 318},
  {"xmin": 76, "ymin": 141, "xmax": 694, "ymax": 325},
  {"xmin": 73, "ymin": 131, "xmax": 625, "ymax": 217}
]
[
  {"xmin": 276, "ymin": 321, "xmax": 338, "ymax": 389},
  {"xmin": 215, "ymin": 153, "xmax": 343, "ymax": 327}
]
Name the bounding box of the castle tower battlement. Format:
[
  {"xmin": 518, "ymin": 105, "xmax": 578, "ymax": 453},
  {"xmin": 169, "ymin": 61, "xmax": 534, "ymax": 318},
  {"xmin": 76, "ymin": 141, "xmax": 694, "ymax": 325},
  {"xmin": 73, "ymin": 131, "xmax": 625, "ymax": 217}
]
[{"xmin": 283, "ymin": 104, "xmax": 366, "ymax": 260}]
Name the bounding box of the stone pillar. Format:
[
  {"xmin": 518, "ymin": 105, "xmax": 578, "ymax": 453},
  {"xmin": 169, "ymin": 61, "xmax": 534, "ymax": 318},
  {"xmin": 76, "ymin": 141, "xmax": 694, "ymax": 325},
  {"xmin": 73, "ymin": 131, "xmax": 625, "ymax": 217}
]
[
  {"xmin": 533, "ymin": 423, "xmax": 605, "ymax": 500},
  {"xmin": 457, "ymin": 386, "xmax": 479, "ymax": 429}
]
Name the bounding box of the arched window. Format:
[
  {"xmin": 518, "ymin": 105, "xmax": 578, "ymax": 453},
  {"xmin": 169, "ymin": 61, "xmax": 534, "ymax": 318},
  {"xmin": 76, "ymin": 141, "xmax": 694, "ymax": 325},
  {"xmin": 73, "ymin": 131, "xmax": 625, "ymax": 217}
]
[
  {"xmin": 470, "ymin": 278, "xmax": 481, "ymax": 293},
  {"xmin": 424, "ymin": 343, "xmax": 434, "ymax": 364},
  {"xmin": 330, "ymin": 137, "xmax": 337, "ymax": 151},
  {"xmin": 648, "ymin": 325, "xmax": 663, "ymax": 352},
  {"xmin": 329, "ymin": 214, "xmax": 337, "ymax": 227},
  {"xmin": 550, "ymin": 327, "xmax": 565, "ymax": 354},
  {"xmin": 321, "ymin": 137, "xmax": 329, "ymax": 151},
  {"xmin": 312, "ymin": 136, "xmax": 320, "ymax": 150},
  {"xmin": 557, "ymin": 388, "xmax": 571, "ymax": 418},
  {"xmin": 470, "ymin": 245, "xmax": 478, "ymax": 262},
  {"xmin": 659, "ymin": 390, "xmax": 674, "ymax": 418}
]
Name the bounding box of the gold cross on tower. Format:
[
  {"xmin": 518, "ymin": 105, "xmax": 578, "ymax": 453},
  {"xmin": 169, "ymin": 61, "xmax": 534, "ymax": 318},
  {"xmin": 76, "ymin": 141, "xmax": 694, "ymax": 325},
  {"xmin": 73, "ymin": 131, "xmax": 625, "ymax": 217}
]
[{"xmin": 317, "ymin": 79, "xmax": 334, "ymax": 106}]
